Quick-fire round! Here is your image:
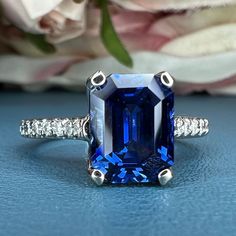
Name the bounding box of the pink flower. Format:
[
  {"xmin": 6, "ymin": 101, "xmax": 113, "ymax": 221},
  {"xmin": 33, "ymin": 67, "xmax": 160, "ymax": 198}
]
[
  {"xmin": 84, "ymin": 6, "xmax": 168, "ymax": 54},
  {"xmin": 1, "ymin": 0, "xmax": 88, "ymax": 43},
  {"xmin": 1, "ymin": 0, "xmax": 236, "ymax": 95}
]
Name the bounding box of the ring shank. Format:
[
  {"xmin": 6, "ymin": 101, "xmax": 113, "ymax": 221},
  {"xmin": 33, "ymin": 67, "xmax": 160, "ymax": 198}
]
[
  {"xmin": 20, "ymin": 116, "xmax": 90, "ymax": 141},
  {"xmin": 20, "ymin": 116, "xmax": 209, "ymax": 140}
]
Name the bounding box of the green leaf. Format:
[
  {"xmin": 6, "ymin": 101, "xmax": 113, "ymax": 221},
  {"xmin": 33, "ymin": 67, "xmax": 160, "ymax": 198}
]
[
  {"xmin": 98, "ymin": 0, "xmax": 133, "ymax": 67},
  {"xmin": 26, "ymin": 33, "xmax": 56, "ymax": 54}
]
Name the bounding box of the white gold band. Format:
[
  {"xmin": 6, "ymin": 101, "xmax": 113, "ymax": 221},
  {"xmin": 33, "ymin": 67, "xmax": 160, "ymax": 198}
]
[{"xmin": 20, "ymin": 116, "xmax": 209, "ymax": 140}]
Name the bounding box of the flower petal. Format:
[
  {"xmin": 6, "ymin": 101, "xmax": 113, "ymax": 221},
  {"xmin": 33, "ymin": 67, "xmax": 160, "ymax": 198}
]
[
  {"xmin": 160, "ymin": 23, "xmax": 236, "ymax": 56},
  {"xmin": 21, "ymin": 0, "xmax": 63, "ymax": 19},
  {"xmin": 111, "ymin": 0, "xmax": 236, "ymax": 11}
]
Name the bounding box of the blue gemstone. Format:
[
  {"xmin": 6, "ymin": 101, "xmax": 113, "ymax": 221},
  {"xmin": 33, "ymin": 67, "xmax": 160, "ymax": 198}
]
[{"xmin": 89, "ymin": 74, "xmax": 174, "ymax": 184}]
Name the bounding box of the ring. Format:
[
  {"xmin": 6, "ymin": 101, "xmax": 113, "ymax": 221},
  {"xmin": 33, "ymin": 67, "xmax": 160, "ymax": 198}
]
[{"xmin": 20, "ymin": 71, "xmax": 209, "ymax": 186}]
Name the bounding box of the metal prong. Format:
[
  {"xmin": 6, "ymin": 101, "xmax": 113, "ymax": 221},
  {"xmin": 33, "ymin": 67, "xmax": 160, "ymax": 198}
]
[
  {"xmin": 90, "ymin": 71, "xmax": 107, "ymax": 87},
  {"xmin": 158, "ymin": 169, "xmax": 173, "ymax": 186},
  {"xmin": 91, "ymin": 169, "xmax": 105, "ymax": 186},
  {"xmin": 160, "ymin": 72, "xmax": 174, "ymax": 88},
  {"xmin": 81, "ymin": 115, "xmax": 90, "ymax": 140}
]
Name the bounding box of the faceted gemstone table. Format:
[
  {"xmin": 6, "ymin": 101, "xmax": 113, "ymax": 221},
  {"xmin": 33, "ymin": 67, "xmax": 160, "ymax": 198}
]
[{"xmin": 0, "ymin": 91, "xmax": 236, "ymax": 236}]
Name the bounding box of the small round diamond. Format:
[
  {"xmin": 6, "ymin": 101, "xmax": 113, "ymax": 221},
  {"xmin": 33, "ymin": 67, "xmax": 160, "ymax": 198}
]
[
  {"xmin": 73, "ymin": 119, "xmax": 83, "ymax": 138},
  {"xmin": 62, "ymin": 119, "xmax": 73, "ymax": 137},
  {"xmin": 191, "ymin": 118, "xmax": 200, "ymax": 136},
  {"xmin": 32, "ymin": 120, "xmax": 42, "ymax": 136},
  {"xmin": 51, "ymin": 119, "xmax": 64, "ymax": 137},
  {"xmin": 174, "ymin": 117, "xmax": 184, "ymax": 137},
  {"xmin": 183, "ymin": 118, "xmax": 191, "ymax": 136},
  {"xmin": 41, "ymin": 119, "xmax": 52, "ymax": 136}
]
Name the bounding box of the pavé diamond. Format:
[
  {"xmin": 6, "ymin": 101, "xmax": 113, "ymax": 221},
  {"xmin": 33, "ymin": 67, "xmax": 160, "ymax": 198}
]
[
  {"xmin": 41, "ymin": 119, "xmax": 52, "ymax": 136},
  {"xmin": 191, "ymin": 118, "xmax": 200, "ymax": 136},
  {"xmin": 73, "ymin": 119, "xmax": 83, "ymax": 138},
  {"xmin": 89, "ymin": 74, "xmax": 174, "ymax": 184},
  {"xmin": 51, "ymin": 119, "xmax": 64, "ymax": 137},
  {"xmin": 32, "ymin": 120, "xmax": 42, "ymax": 136},
  {"xmin": 61, "ymin": 119, "xmax": 73, "ymax": 137},
  {"xmin": 174, "ymin": 117, "xmax": 209, "ymax": 137}
]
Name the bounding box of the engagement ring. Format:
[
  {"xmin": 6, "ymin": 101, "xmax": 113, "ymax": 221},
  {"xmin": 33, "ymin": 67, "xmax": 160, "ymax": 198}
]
[{"xmin": 20, "ymin": 71, "xmax": 209, "ymax": 186}]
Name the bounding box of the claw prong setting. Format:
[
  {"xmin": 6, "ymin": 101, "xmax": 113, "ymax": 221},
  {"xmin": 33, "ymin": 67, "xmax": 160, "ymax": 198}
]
[
  {"xmin": 91, "ymin": 169, "xmax": 105, "ymax": 186},
  {"xmin": 90, "ymin": 71, "xmax": 107, "ymax": 87},
  {"xmin": 160, "ymin": 72, "xmax": 174, "ymax": 88},
  {"xmin": 158, "ymin": 169, "xmax": 173, "ymax": 186}
]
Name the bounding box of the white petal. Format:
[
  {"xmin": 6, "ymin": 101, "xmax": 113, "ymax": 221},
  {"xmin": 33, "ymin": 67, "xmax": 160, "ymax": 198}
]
[
  {"xmin": 111, "ymin": 0, "xmax": 236, "ymax": 11},
  {"xmin": 1, "ymin": 51, "xmax": 236, "ymax": 95},
  {"xmin": 59, "ymin": 51, "xmax": 236, "ymax": 84},
  {"xmin": 111, "ymin": 0, "xmax": 148, "ymax": 11},
  {"xmin": 56, "ymin": 0, "xmax": 88, "ymax": 21},
  {"xmin": 160, "ymin": 24, "xmax": 236, "ymax": 56},
  {"xmin": 21, "ymin": 0, "xmax": 63, "ymax": 19},
  {"xmin": 149, "ymin": 6, "xmax": 236, "ymax": 38},
  {"xmin": 1, "ymin": 0, "xmax": 43, "ymax": 33},
  {"xmin": 45, "ymin": 1, "xmax": 88, "ymax": 43}
]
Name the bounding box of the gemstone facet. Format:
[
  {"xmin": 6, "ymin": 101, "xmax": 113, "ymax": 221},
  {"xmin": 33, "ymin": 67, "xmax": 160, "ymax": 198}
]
[{"xmin": 88, "ymin": 73, "xmax": 174, "ymax": 184}]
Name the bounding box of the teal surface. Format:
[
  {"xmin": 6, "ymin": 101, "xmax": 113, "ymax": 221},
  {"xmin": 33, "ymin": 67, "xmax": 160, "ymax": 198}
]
[{"xmin": 0, "ymin": 92, "xmax": 236, "ymax": 236}]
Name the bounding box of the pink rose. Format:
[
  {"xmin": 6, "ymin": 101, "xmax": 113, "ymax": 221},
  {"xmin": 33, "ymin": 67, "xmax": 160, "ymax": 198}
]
[
  {"xmin": 1, "ymin": 0, "xmax": 88, "ymax": 43},
  {"xmin": 84, "ymin": 6, "xmax": 167, "ymax": 54},
  {"xmin": 1, "ymin": 0, "xmax": 236, "ymax": 95}
]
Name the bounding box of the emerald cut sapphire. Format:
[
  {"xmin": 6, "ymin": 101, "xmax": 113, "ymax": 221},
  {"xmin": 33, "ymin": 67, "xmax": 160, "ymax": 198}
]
[{"xmin": 88, "ymin": 73, "xmax": 174, "ymax": 184}]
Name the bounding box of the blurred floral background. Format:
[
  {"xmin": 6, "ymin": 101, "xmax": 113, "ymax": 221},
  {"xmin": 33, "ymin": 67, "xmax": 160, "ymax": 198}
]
[{"xmin": 0, "ymin": 0, "xmax": 236, "ymax": 94}]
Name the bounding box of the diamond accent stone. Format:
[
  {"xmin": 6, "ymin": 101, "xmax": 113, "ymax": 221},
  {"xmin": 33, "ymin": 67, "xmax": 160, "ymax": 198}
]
[
  {"xmin": 32, "ymin": 120, "xmax": 41, "ymax": 136},
  {"xmin": 191, "ymin": 118, "xmax": 200, "ymax": 136},
  {"xmin": 41, "ymin": 119, "xmax": 52, "ymax": 136},
  {"xmin": 20, "ymin": 117, "xmax": 89, "ymax": 140},
  {"xmin": 174, "ymin": 116, "xmax": 209, "ymax": 138},
  {"xmin": 51, "ymin": 119, "xmax": 64, "ymax": 137},
  {"xmin": 73, "ymin": 118, "xmax": 83, "ymax": 138}
]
